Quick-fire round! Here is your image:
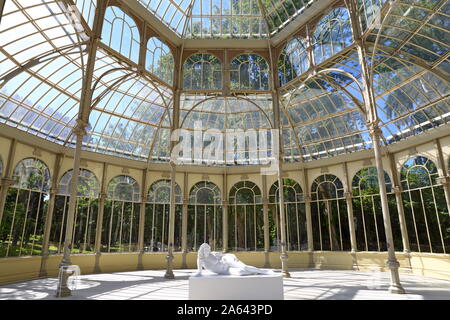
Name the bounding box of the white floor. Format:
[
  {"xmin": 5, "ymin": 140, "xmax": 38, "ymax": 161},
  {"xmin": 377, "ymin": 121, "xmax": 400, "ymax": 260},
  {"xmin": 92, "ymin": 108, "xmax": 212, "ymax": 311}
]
[{"xmin": 1, "ymin": 269, "xmax": 450, "ymax": 300}]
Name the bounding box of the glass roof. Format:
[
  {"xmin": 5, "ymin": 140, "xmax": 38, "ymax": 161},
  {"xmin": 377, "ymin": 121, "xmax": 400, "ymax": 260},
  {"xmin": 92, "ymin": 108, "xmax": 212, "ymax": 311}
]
[
  {"xmin": 0, "ymin": 0, "xmax": 449, "ymax": 166},
  {"xmin": 137, "ymin": 0, "xmax": 318, "ymax": 38}
]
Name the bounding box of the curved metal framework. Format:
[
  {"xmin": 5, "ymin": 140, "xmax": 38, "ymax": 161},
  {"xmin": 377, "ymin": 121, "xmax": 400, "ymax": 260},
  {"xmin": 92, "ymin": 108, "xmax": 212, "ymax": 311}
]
[{"xmin": 0, "ymin": 0, "xmax": 448, "ymax": 166}]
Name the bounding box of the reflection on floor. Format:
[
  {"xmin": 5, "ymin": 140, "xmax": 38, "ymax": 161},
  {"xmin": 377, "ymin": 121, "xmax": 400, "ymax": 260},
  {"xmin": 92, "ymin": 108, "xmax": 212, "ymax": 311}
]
[{"xmin": 1, "ymin": 269, "xmax": 450, "ymax": 300}]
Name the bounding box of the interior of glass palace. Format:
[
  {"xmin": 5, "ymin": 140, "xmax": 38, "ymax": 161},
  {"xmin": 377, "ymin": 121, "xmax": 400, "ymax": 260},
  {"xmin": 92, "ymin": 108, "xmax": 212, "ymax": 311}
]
[{"xmin": 0, "ymin": 0, "xmax": 449, "ymax": 298}]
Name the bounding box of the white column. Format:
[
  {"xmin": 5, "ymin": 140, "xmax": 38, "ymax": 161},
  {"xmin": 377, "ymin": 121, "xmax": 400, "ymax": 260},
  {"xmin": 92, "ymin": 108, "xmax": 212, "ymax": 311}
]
[
  {"xmin": 56, "ymin": 121, "xmax": 86, "ymax": 297},
  {"xmin": 137, "ymin": 169, "xmax": 148, "ymax": 270},
  {"xmin": 277, "ymin": 175, "xmax": 290, "ymax": 278},
  {"xmin": 0, "ymin": 139, "xmax": 17, "ymax": 224},
  {"xmin": 39, "ymin": 153, "xmax": 63, "ymax": 277},
  {"xmin": 435, "ymin": 139, "xmax": 450, "ymax": 215},
  {"xmin": 371, "ymin": 126, "xmax": 405, "ymax": 294},
  {"xmin": 262, "ymin": 175, "xmax": 271, "ymax": 268},
  {"xmin": 222, "ymin": 173, "xmax": 228, "ymax": 252},
  {"xmin": 181, "ymin": 172, "xmax": 188, "ymax": 268},
  {"xmin": 345, "ymin": 191, "xmax": 357, "ymax": 253},
  {"xmin": 164, "ymin": 163, "xmax": 177, "ymax": 279},
  {"xmin": 388, "ymin": 153, "xmax": 410, "ymax": 253}
]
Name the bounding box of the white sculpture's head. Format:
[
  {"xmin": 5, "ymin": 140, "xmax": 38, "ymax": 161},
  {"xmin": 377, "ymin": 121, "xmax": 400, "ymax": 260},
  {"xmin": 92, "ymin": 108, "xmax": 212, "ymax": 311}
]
[{"xmin": 198, "ymin": 243, "xmax": 211, "ymax": 259}]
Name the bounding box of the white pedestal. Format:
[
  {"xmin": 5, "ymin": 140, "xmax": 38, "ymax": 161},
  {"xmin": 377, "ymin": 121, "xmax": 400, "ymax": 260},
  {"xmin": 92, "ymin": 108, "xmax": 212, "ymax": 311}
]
[{"xmin": 189, "ymin": 274, "xmax": 284, "ymax": 300}]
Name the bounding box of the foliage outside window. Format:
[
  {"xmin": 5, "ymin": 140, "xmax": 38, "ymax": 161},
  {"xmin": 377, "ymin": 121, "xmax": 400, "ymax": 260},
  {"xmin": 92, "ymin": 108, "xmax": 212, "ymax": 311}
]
[
  {"xmin": 50, "ymin": 169, "xmax": 100, "ymax": 255},
  {"xmin": 102, "ymin": 175, "xmax": 141, "ymax": 253},
  {"xmin": 146, "ymin": 37, "xmax": 174, "ymax": 85},
  {"xmin": 188, "ymin": 181, "xmax": 222, "ymax": 251},
  {"xmin": 183, "ymin": 53, "xmax": 222, "ymax": 90},
  {"xmin": 310, "ymin": 174, "xmax": 350, "ymax": 251},
  {"xmin": 269, "ymin": 178, "xmax": 307, "ymax": 251},
  {"xmin": 229, "ymin": 181, "xmax": 263, "ymax": 251},
  {"xmin": 278, "ymin": 38, "xmax": 309, "ymax": 86},
  {"xmin": 145, "ymin": 180, "xmax": 182, "ymax": 252},
  {"xmin": 0, "ymin": 158, "xmax": 50, "ymax": 257},
  {"xmin": 401, "ymin": 156, "xmax": 450, "ymax": 253},
  {"xmin": 352, "ymin": 167, "xmax": 403, "ymax": 252},
  {"xmin": 313, "ymin": 8, "xmax": 353, "ymax": 65},
  {"xmin": 230, "ymin": 54, "xmax": 269, "ymax": 90}
]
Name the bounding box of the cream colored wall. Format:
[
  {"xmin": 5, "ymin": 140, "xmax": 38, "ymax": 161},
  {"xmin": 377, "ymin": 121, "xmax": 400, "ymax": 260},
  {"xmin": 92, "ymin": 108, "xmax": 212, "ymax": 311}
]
[
  {"xmin": 107, "ymin": 164, "xmax": 143, "ymax": 189},
  {"xmin": 439, "ymin": 136, "xmax": 450, "ymax": 173},
  {"xmin": 58, "ymin": 157, "xmax": 104, "ymax": 187},
  {"xmin": 394, "ymin": 140, "xmax": 438, "ymax": 175},
  {"xmin": 146, "ymin": 171, "xmax": 184, "ymax": 194},
  {"xmin": 0, "ymin": 137, "xmax": 11, "ymax": 176},
  {"xmin": 187, "ymin": 173, "xmax": 223, "ymax": 196},
  {"xmin": 1, "ymin": 252, "xmax": 449, "ymax": 285}
]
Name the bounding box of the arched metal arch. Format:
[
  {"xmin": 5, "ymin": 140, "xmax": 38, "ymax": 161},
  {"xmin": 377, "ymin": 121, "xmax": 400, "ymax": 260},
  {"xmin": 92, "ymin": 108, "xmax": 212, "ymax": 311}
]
[
  {"xmin": 179, "ymin": 95, "xmax": 275, "ymax": 129},
  {"xmin": 0, "ymin": 42, "xmax": 89, "ymax": 89}
]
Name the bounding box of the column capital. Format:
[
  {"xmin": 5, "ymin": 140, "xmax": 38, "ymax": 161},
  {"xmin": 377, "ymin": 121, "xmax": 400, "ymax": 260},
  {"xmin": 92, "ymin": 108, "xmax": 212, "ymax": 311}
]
[
  {"xmin": 1, "ymin": 178, "xmax": 14, "ymax": 188},
  {"xmin": 437, "ymin": 176, "xmax": 450, "ymax": 187},
  {"xmin": 49, "ymin": 187, "xmax": 59, "ymax": 195},
  {"xmin": 73, "ymin": 119, "xmax": 88, "ymax": 137},
  {"xmin": 99, "ymin": 192, "xmax": 108, "ymax": 200},
  {"xmin": 221, "ymin": 199, "xmax": 228, "ymax": 206},
  {"xmin": 141, "ymin": 196, "xmax": 148, "ymax": 203},
  {"xmin": 392, "ymin": 185, "xmax": 403, "ymax": 194},
  {"xmin": 344, "ymin": 191, "xmax": 353, "ymax": 200},
  {"xmin": 183, "ymin": 199, "xmax": 189, "ymax": 206},
  {"xmin": 368, "ymin": 123, "xmax": 382, "ymax": 138},
  {"xmin": 262, "ymin": 198, "xmax": 269, "ymax": 206},
  {"xmin": 303, "ymin": 194, "xmax": 312, "ymax": 202}
]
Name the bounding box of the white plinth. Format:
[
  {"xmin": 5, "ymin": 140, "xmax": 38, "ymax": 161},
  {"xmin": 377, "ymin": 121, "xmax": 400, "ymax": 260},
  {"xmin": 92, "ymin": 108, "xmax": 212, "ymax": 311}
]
[{"xmin": 189, "ymin": 274, "xmax": 284, "ymax": 300}]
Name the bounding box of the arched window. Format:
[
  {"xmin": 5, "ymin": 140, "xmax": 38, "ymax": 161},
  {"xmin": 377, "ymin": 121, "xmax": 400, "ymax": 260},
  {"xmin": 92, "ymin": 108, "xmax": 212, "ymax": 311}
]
[
  {"xmin": 57, "ymin": 169, "xmax": 100, "ymax": 198},
  {"xmin": 102, "ymin": 175, "xmax": 140, "ymax": 253},
  {"xmin": 230, "ymin": 54, "xmax": 269, "ymax": 90},
  {"xmin": 269, "ymin": 179, "xmax": 306, "ymax": 251},
  {"xmin": 352, "ymin": 167, "xmax": 402, "ymax": 251},
  {"xmin": 107, "ymin": 175, "xmax": 140, "ymax": 202},
  {"xmin": 278, "ymin": 38, "xmax": 309, "ymax": 86},
  {"xmin": 102, "ymin": 6, "xmax": 140, "ymax": 63},
  {"xmin": 310, "ymin": 174, "xmax": 350, "ymax": 251},
  {"xmin": 313, "ymin": 8, "xmax": 352, "ymax": 65},
  {"xmin": 183, "ymin": 53, "xmax": 222, "ymax": 90},
  {"xmin": 229, "ymin": 181, "xmax": 263, "ymax": 251},
  {"xmin": 146, "ymin": 37, "xmax": 174, "ymax": 85},
  {"xmin": 0, "ymin": 158, "xmax": 50, "ymax": 257},
  {"xmin": 145, "ymin": 180, "xmax": 182, "ymax": 252},
  {"xmin": 12, "ymin": 158, "xmax": 51, "ymax": 192},
  {"xmin": 401, "ymin": 156, "xmax": 450, "ymax": 253},
  {"xmin": 50, "ymin": 169, "xmax": 100, "ymax": 255},
  {"xmin": 188, "ymin": 181, "xmax": 222, "ymax": 251}
]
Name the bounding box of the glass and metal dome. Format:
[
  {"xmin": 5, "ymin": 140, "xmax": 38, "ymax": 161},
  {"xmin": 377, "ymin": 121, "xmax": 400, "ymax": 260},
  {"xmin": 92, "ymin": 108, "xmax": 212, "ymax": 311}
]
[
  {"xmin": 0, "ymin": 0, "xmax": 448, "ymax": 167},
  {"xmin": 0, "ymin": 0, "xmax": 447, "ymax": 166}
]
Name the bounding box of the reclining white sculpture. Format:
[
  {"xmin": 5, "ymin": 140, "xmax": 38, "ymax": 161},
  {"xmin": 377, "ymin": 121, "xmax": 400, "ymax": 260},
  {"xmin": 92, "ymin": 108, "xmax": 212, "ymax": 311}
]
[{"xmin": 193, "ymin": 243, "xmax": 273, "ymax": 276}]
